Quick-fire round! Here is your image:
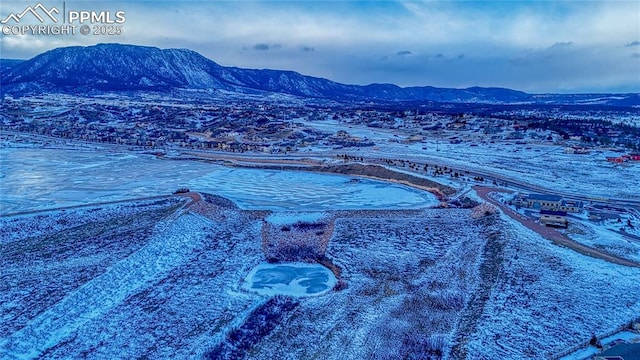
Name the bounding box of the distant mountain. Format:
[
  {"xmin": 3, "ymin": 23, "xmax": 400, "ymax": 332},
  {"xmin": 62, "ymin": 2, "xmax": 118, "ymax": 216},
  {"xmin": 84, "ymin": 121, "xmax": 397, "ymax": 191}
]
[
  {"xmin": 1, "ymin": 43, "xmax": 637, "ymax": 106},
  {"xmin": 1, "ymin": 44, "xmax": 234, "ymax": 93},
  {"xmin": 0, "ymin": 59, "xmax": 25, "ymax": 77}
]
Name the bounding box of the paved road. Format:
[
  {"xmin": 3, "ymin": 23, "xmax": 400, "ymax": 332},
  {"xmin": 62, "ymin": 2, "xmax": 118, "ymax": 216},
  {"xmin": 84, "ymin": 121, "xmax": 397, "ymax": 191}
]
[{"xmin": 474, "ymin": 186, "xmax": 640, "ymax": 268}]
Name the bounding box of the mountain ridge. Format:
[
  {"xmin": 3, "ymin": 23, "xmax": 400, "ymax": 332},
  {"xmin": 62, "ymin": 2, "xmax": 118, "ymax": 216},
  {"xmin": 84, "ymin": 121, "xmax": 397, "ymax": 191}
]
[{"xmin": 1, "ymin": 43, "xmax": 638, "ymax": 106}]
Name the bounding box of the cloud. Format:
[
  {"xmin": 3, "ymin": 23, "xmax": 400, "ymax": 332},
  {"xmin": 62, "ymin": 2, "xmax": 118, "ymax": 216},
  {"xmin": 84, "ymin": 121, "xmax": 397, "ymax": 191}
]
[
  {"xmin": 253, "ymin": 43, "xmax": 270, "ymax": 51},
  {"xmin": 252, "ymin": 43, "xmax": 282, "ymax": 51},
  {"xmin": 549, "ymin": 41, "xmax": 573, "ymax": 49},
  {"xmin": 0, "ymin": 0, "xmax": 638, "ymax": 92},
  {"xmin": 632, "ymin": 53, "xmax": 640, "ymax": 58}
]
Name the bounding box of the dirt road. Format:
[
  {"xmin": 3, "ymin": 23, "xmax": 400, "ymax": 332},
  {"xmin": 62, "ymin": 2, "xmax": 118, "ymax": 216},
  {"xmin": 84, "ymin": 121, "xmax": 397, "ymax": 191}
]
[{"xmin": 474, "ymin": 186, "xmax": 640, "ymax": 268}]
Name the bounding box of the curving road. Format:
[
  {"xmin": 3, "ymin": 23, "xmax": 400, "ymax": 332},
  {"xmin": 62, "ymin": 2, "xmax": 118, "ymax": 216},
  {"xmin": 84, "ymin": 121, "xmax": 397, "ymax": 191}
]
[{"xmin": 474, "ymin": 186, "xmax": 640, "ymax": 268}]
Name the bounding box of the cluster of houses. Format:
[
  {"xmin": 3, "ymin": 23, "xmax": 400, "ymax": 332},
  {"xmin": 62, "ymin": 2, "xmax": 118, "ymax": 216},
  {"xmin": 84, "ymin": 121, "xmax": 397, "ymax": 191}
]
[
  {"xmin": 511, "ymin": 193, "xmax": 584, "ymax": 228},
  {"xmin": 2, "ymin": 94, "xmax": 638, "ymax": 159}
]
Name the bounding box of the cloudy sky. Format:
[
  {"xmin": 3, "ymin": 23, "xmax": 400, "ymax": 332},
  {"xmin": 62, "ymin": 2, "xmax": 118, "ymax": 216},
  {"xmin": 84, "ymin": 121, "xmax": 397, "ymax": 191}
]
[{"xmin": 1, "ymin": 0, "xmax": 639, "ymax": 93}]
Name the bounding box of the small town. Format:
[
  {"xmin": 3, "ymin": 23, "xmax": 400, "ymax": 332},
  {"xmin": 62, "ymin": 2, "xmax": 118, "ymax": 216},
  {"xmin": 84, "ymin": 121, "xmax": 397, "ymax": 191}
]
[{"xmin": 1, "ymin": 95, "xmax": 639, "ymax": 159}]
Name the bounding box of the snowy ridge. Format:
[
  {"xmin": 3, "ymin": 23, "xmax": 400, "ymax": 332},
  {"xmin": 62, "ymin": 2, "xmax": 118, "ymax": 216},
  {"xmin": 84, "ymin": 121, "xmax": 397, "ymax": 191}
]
[
  {"xmin": 463, "ymin": 212, "xmax": 640, "ymax": 358},
  {"xmin": 0, "ymin": 213, "xmax": 211, "ymax": 358}
]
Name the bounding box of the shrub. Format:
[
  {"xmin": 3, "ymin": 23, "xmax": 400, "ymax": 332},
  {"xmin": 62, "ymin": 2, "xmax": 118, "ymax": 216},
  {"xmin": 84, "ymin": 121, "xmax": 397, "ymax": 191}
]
[
  {"xmin": 426, "ymin": 290, "xmax": 465, "ymax": 311},
  {"xmin": 205, "ymin": 296, "xmax": 299, "ymax": 359},
  {"xmin": 471, "ymin": 203, "xmax": 498, "ymax": 219},
  {"xmin": 333, "ymin": 280, "xmax": 348, "ymax": 291},
  {"xmin": 400, "ymin": 333, "xmax": 448, "ymax": 359},
  {"xmin": 292, "ymin": 221, "xmax": 326, "ymax": 230}
]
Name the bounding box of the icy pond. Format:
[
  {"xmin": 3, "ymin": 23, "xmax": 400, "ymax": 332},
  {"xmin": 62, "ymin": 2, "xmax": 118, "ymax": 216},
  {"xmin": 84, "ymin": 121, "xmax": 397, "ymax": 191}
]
[
  {"xmin": 242, "ymin": 263, "xmax": 337, "ymax": 296},
  {"xmin": 0, "ymin": 147, "xmax": 438, "ymax": 213}
]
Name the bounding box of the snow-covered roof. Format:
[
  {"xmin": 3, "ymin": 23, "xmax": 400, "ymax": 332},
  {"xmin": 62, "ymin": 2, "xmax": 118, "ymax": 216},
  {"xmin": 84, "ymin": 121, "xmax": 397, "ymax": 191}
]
[{"xmin": 527, "ymin": 194, "xmax": 563, "ymax": 202}]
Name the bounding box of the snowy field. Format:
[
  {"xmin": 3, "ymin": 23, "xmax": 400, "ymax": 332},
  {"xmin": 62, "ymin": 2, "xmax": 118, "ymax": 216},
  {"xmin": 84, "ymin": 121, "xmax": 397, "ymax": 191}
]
[
  {"xmin": 0, "ymin": 147, "xmax": 437, "ymax": 213},
  {"xmin": 464, "ymin": 212, "xmax": 640, "ymax": 358},
  {"xmin": 302, "ymin": 119, "xmax": 640, "ymax": 199},
  {"xmin": 562, "ymin": 217, "xmax": 640, "ymax": 263},
  {"xmin": 1, "ymin": 198, "xmax": 268, "ymax": 358},
  {"xmin": 1, "ymin": 198, "xmax": 489, "ymax": 359},
  {"xmin": 2, "ymin": 194, "xmax": 639, "ymax": 358},
  {"xmin": 241, "ymin": 209, "xmax": 491, "ymax": 359},
  {"xmin": 370, "ymin": 139, "xmax": 640, "ymax": 200},
  {"xmin": 265, "ymin": 211, "xmax": 326, "ymax": 225},
  {"xmin": 2, "ymin": 138, "xmax": 640, "ymax": 359}
]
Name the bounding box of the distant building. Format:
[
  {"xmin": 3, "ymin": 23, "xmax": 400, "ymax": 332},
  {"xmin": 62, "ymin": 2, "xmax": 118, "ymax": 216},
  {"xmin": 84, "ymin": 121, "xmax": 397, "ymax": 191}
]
[
  {"xmin": 564, "ymin": 146, "xmax": 591, "ymax": 154},
  {"xmin": 559, "ymin": 199, "xmax": 583, "ymax": 213},
  {"xmin": 404, "ymin": 135, "xmax": 424, "ymax": 143},
  {"xmin": 607, "ymin": 156, "xmax": 626, "ymax": 163},
  {"xmin": 588, "ymin": 211, "xmax": 621, "ymax": 221},
  {"xmin": 539, "ymin": 210, "xmax": 568, "ymax": 228},
  {"xmin": 512, "ymin": 193, "xmax": 582, "ymax": 213},
  {"xmin": 519, "ymin": 194, "xmax": 562, "ymax": 209}
]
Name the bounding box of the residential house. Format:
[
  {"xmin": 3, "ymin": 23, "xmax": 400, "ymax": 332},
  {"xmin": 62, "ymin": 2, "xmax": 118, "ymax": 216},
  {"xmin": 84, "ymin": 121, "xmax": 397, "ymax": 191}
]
[
  {"xmin": 607, "ymin": 157, "xmax": 626, "ymax": 163},
  {"xmin": 512, "ymin": 194, "xmax": 582, "ymax": 213},
  {"xmin": 564, "ymin": 146, "xmax": 591, "ymax": 154},
  {"xmin": 523, "ymin": 194, "xmax": 563, "ymax": 210},
  {"xmin": 539, "ymin": 210, "xmax": 568, "ymax": 228}
]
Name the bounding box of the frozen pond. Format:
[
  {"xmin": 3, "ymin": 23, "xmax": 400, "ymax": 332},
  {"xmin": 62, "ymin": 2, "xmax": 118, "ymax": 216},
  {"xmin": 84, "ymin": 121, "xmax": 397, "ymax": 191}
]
[
  {"xmin": 242, "ymin": 263, "xmax": 337, "ymax": 296},
  {"xmin": 0, "ymin": 147, "xmax": 438, "ymax": 213}
]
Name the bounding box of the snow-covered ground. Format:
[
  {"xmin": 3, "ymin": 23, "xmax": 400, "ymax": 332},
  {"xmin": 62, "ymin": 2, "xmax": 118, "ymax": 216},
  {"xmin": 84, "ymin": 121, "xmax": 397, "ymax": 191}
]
[
  {"xmin": 2, "ymin": 134, "xmax": 639, "ymax": 359},
  {"xmin": 464, "ymin": 212, "xmax": 640, "ymax": 358},
  {"xmin": 2, "ymin": 196, "xmax": 639, "ymax": 358},
  {"xmin": 265, "ymin": 211, "xmax": 327, "ymax": 225},
  {"xmin": 243, "ymin": 209, "xmax": 489, "ymax": 359},
  {"xmin": 1, "ymin": 200, "xmax": 268, "ymax": 359},
  {"xmin": 301, "ymin": 119, "xmax": 640, "ymax": 200},
  {"xmin": 562, "ymin": 216, "xmax": 640, "ymax": 263}
]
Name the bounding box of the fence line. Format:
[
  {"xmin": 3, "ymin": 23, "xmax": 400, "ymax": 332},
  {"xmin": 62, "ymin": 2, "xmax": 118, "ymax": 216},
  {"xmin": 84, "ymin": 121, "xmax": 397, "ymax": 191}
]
[{"xmin": 552, "ymin": 317, "xmax": 640, "ymax": 359}]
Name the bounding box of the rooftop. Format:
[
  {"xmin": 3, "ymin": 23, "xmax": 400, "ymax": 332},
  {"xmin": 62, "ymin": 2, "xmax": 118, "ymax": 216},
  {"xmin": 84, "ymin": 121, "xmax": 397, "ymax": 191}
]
[
  {"xmin": 527, "ymin": 194, "xmax": 563, "ymax": 202},
  {"xmin": 540, "ymin": 210, "xmax": 568, "ymax": 216}
]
